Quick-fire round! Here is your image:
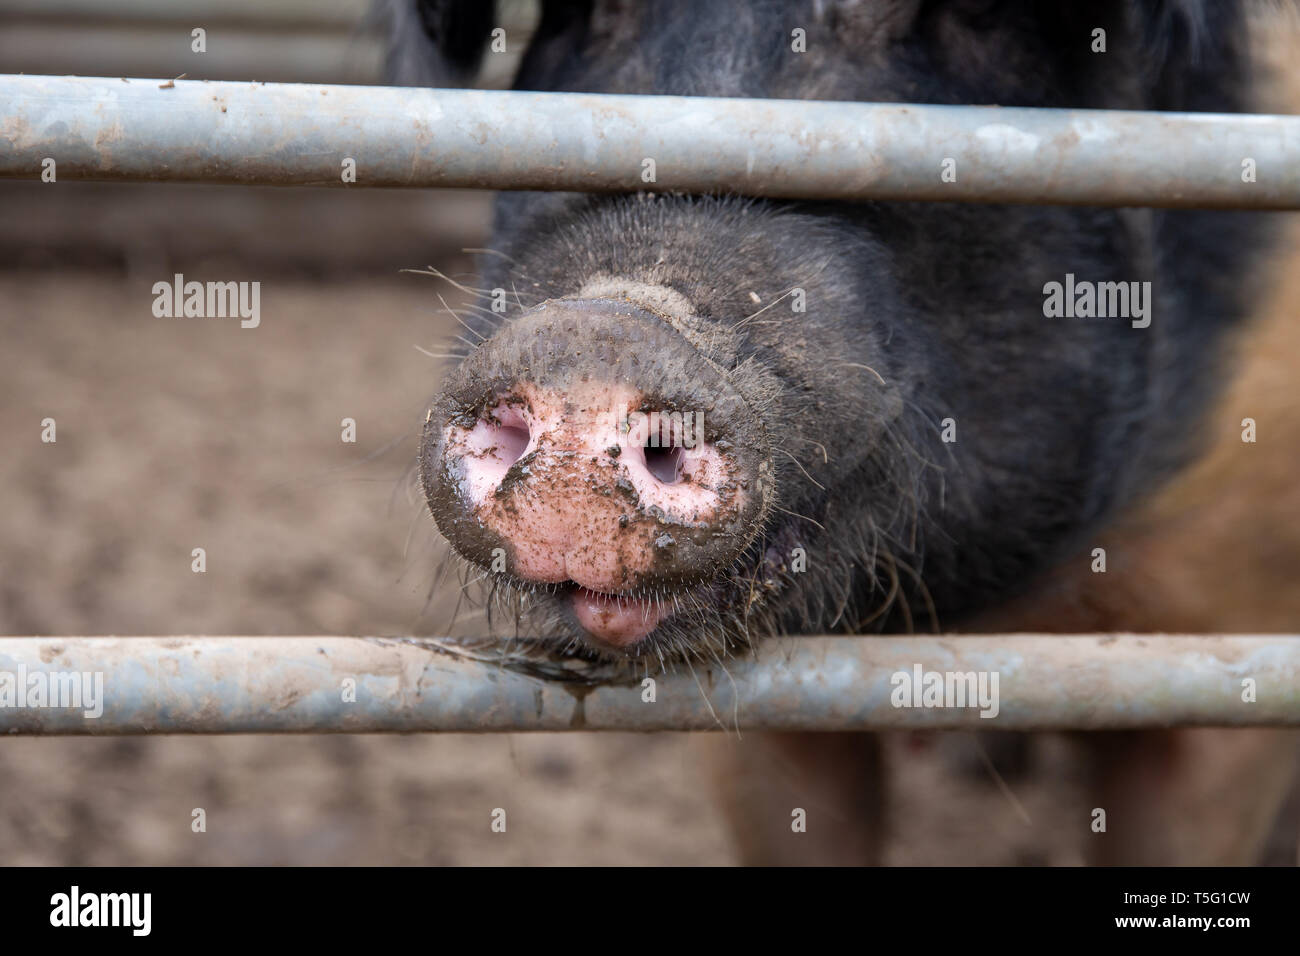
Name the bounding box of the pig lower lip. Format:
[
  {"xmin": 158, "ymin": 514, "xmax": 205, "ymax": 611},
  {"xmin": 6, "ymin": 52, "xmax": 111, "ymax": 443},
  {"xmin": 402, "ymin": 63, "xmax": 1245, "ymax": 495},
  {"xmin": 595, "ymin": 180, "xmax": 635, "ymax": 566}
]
[{"xmin": 570, "ymin": 586, "xmax": 672, "ymax": 649}]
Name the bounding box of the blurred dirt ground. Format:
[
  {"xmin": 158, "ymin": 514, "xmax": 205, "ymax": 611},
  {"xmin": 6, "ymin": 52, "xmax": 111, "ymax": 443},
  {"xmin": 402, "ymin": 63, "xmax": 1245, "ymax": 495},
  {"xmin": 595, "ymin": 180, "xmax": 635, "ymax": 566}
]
[{"xmin": 2, "ymin": 5, "xmax": 1300, "ymax": 867}]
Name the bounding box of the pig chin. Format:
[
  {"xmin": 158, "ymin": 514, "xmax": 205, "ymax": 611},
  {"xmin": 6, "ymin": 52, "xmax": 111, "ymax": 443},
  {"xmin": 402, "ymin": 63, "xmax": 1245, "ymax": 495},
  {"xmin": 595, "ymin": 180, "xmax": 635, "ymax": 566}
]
[{"xmin": 421, "ymin": 296, "xmax": 776, "ymax": 659}]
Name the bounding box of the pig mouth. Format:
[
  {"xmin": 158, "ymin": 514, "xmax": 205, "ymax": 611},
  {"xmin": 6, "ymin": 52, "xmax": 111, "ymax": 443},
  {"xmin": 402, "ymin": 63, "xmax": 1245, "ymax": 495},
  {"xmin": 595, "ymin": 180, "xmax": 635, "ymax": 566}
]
[
  {"xmin": 495, "ymin": 572, "xmax": 739, "ymax": 664},
  {"xmin": 447, "ymin": 515, "xmax": 793, "ymax": 666}
]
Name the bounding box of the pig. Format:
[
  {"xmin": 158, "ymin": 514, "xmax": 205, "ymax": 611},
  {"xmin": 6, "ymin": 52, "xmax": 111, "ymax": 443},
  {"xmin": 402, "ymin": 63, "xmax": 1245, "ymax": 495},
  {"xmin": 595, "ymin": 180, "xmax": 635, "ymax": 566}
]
[{"xmin": 386, "ymin": 0, "xmax": 1299, "ymax": 863}]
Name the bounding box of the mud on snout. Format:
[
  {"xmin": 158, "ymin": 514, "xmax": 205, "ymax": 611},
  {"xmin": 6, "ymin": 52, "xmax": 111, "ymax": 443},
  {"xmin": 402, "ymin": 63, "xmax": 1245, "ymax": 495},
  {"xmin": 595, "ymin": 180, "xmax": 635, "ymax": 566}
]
[{"xmin": 420, "ymin": 298, "xmax": 775, "ymax": 657}]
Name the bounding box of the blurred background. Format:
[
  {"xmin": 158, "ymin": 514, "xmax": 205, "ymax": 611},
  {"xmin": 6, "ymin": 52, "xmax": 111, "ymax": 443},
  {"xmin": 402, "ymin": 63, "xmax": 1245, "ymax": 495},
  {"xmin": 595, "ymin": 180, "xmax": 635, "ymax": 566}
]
[{"xmin": 0, "ymin": 0, "xmax": 1297, "ymax": 865}]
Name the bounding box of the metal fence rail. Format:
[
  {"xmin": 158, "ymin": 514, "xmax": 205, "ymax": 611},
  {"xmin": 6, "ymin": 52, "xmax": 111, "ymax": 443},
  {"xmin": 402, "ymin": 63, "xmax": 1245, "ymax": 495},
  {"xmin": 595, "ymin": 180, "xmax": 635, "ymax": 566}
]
[
  {"xmin": 0, "ymin": 635, "xmax": 1296, "ymax": 734},
  {"xmin": 2, "ymin": 74, "xmax": 1299, "ymax": 207}
]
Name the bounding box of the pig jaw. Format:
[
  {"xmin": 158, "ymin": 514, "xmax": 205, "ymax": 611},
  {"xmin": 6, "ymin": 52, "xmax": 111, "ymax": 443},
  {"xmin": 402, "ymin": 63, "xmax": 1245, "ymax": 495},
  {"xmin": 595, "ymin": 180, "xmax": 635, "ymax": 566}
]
[{"xmin": 421, "ymin": 298, "xmax": 774, "ymax": 657}]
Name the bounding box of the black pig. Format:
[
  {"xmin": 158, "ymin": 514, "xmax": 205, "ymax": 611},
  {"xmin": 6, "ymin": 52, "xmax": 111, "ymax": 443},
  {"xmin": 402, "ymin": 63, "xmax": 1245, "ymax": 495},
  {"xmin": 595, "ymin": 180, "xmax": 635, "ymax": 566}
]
[
  {"xmin": 391, "ymin": 0, "xmax": 1268, "ymax": 662},
  {"xmin": 385, "ymin": 1, "xmax": 1297, "ymax": 865}
]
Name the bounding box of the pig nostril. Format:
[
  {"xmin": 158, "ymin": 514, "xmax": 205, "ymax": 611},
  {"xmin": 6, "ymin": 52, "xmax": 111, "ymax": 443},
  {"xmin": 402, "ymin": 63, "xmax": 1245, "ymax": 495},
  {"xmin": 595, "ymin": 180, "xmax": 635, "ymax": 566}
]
[
  {"xmin": 495, "ymin": 423, "xmax": 530, "ymax": 467},
  {"xmin": 469, "ymin": 403, "xmax": 531, "ymax": 470},
  {"xmin": 643, "ymin": 444, "xmax": 684, "ymax": 484}
]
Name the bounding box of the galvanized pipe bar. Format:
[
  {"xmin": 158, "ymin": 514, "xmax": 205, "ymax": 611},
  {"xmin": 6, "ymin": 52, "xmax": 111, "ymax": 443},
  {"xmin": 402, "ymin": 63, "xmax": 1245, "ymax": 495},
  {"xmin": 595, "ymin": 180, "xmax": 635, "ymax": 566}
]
[
  {"xmin": 0, "ymin": 635, "xmax": 1295, "ymax": 734},
  {"xmin": 2, "ymin": 74, "xmax": 1299, "ymax": 207},
  {"xmin": 0, "ymin": 0, "xmax": 370, "ymax": 28}
]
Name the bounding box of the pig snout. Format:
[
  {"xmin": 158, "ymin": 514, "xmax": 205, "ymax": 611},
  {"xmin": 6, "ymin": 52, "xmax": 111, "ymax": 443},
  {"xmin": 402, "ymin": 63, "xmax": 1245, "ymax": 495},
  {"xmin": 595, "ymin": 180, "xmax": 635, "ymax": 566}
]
[{"xmin": 420, "ymin": 298, "xmax": 773, "ymax": 653}]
